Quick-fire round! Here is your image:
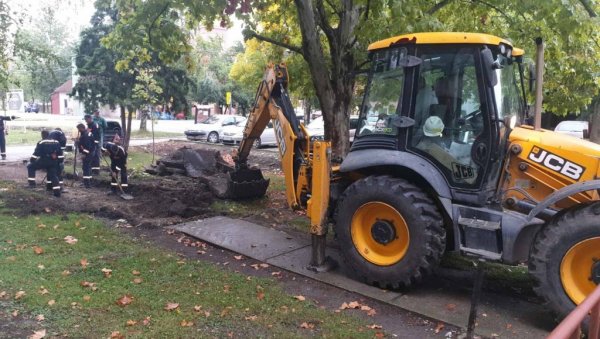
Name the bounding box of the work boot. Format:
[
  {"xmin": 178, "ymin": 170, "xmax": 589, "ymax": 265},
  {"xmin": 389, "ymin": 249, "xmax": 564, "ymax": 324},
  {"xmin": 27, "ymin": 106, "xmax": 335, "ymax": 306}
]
[
  {"xmin": 1, "ymin": 155, "xmax": 5, "ymax": 160},
  {"xmin": 26, "ymin": 179, "xmax": 36, "ymax": 189},
  {"xmin": 83, "ymin": 178, "xmax": 91, "ymax": 188},
  {"xmin": 53, "ymin": 188, "xmax": 61, "ymax": 198},
  {"xmin": 46, "ymin": 183, "xmax": 53, "ymax": 191}
]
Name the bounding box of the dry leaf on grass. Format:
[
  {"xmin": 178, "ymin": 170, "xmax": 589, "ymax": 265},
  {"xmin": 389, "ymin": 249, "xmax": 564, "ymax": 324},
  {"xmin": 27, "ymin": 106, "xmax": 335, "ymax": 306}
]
[
  {"xmin": 164, "ymin": 302, "xmax": 179, "ymax": 311},
  {"xmin": 142, "ymin": 317, "xmax": 151, "ymax": 326},
  {"xmin": 38, "ymin": 288, "xmax": 49, "ymax": 295},
  {"xmin": 33, "ymin": 246, "xmax": 44, "ymax": 255},
  {"xmin": 193, "ymin": 305, "xmax": 202, "ymax": 312},
  {"xmin": 35, "ymin": 314, "xmax": 45, "ymax": 321},
  {"xmin": 434, "ymin": 323, "xmax": 445, "ymax": 334},
  {"xmin": 126, "ymin": 320, "xmax": 137, "ymax": 326},
  {"xmin": 80, "ymin": 258, "xmax": 88, "ymax": 269},
  {"xmin": 234, "ymin": 255, "xmax": 243, "ymax": 260},
  {"xmin": 12, "ymin": 310, "xmax": 18, "ymax": 317},
  {"xmin": 367, "ymin": 324, "xmax": 382, "ymax": 329},
  {"xmin": 245, "ymin": 315, "xmax": 258, "ymax": 321},
  {"xmin": 0, "ymin": 291, "xmax": 6, "ymax": 298},
  {"xmin": 116, "ymin": 295, "xmax": 133, "ymax": 306},
  {"xmin": 132, "ymin": 278, "xmax": 143, "ymax": 284},
  {"xmin": 61, "ymin": 270, "xmax": 71, "ymax": 276},
  {"xmin": 109, "ymin": 331, "xmax": 124, "ymax": 339},
  {"xmin": 256, "ymin": 291, "xmax": 265, "ymax": 301},
  {"xmin": 180, "ymin": 320, "xmax": 194, "ymax": 327},
  {"xmin": 294, "ymin": 295, "xmax": 306, "ymax": 301},
  {"xmin": 83, "ymin": 295, "xmax": 91, "ymax": 302},
  {"xmin": 101, "ymin": 268, "xmax": 112, "ymax": 278},
  {"xmin": 132, "ymin": 270, "xmax": 141, "ymax": 276},
  {"xmin": 28, "ymin": 329, "xmax": 46, "ymax": 339},
  {"xmin": 14, "ymin": 291, "xmax": 26, "ymax": 300},
  {"xmin": 271, "ymin": 271, "xmax": 281, "ymax": 277},
  {"xmin": 47, "ymin": 300, "xmax": 55, "ymax": 306},
  {"xmin": 44, "ymin": 207, "xmax": 51, "ymax": 213},
  {"xmin": 64, "ymin": 236, "xmax": 78, "ymax": 245},
  {"xmin": 300, "ymin": 322, "xmax": 315, "ymax": 329}
]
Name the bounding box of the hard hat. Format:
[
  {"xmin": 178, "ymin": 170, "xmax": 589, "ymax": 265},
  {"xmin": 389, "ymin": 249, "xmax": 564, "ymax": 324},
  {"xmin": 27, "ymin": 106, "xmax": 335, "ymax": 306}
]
[{"xmin": 423, "ymin": 116, "xmax": 444, "ymax": 137}]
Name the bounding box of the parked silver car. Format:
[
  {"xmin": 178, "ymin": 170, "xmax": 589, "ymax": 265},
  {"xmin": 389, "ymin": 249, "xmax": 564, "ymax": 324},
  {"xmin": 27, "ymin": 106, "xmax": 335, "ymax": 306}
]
[
  {"xmin": 184, "ymin": 115, "xmax": 247, "ymax": 143},
  {"xmin": 221, "ymin": 121, "xmax": 277, "ymax": 148},
  {"xmin": 554, "ymin": 120, "xmax": 589, "ymax": 139}
]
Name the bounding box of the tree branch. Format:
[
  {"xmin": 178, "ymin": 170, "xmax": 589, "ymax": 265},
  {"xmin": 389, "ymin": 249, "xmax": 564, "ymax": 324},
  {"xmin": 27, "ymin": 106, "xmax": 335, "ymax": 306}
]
[
  {"xmin": 578, "ymin": 0, "xmax": 597, "ymax": 17},
  {"xmin": 148, "ymin": 3, "xmax": 170, "ymax": 47},
  {"xmin": 427, "ymin": 0, "xmax": 454, "ymax": 14},
  {"xmin": 245, "ymin": 30, "xmax": 304, "ymax": 55}
]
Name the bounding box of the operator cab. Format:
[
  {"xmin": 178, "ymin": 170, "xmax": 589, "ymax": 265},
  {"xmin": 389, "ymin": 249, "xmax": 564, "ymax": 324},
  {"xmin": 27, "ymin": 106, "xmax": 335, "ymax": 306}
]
[{"xmin": 353, "ymin": 32, "xmax": 527, "ymax": 206}]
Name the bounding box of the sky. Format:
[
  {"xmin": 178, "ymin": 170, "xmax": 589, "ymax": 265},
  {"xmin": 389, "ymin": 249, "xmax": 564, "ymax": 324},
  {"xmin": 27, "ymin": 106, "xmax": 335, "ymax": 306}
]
[{"xmin": 7, "ymin": 0, "xmax": 244, "ymax": 47}]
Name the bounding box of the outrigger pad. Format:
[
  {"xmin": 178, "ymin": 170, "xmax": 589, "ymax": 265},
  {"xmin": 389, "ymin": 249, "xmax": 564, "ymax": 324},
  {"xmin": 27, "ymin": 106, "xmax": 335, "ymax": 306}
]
[{"xmin": 225, "ymin": 168, "xmax": 270, "ymax": 200}]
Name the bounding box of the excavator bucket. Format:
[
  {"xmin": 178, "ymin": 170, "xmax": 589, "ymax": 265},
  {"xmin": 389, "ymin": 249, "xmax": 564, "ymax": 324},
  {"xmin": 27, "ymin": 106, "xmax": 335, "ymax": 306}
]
[{"xmin": 224, "ymin": 168, "xmax": 270, "ymax": 199}]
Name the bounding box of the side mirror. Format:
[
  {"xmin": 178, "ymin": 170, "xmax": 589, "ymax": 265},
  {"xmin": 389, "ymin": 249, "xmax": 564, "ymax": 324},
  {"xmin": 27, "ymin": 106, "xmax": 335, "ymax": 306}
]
[
  {"xmin": 583, "ymin": 128, "xmax": 590, "ymax": 139},
  {"xmin": 481, "ymin": 48, "xmax": 498, "ymax": 87}
]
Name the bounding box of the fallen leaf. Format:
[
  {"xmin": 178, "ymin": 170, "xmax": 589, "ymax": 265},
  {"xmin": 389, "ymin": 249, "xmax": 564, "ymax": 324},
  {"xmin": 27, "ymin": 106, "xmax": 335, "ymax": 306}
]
[
  {"xmin": 37, "ymin": 223, "xmax": 46, "ymax": 228},
  {"xmin": 348, "ymin": 301, "xmax": 361, "ymax": 309},
  {"xmin": 110, "ymin": 331, "xmax": 124, "ymax": 339},
  {"xmin": 203, "ymin": 311, "xmax": 211, "ymax": 317},
  {"xmin": 36, "ymin": 314, "xmax": 45, "ymax": 321},
  {"xmin": 259, "ymin": 263, "xmax": 269, "ymax": 268},
  {"xmin": 142, "ymin": 317, "xmax": 151, "ymax": 326},
  {"xmin": 29, "ymin": 329, "xmax": 46, "ymax": 339},
  {"xmin": 80, "ymin": 258, "xmax": 88, "ymax": 269},
  {"xmin": 37, "ymin": 264, "xmax": 45, "ymax": 270},
  {"xmin": 271, "ymin": 271, "xmax": 281, "ymax": 276},
  {"xmin": 101, "ymin": 268, "xmax": 113, "ymax": 278},
  {"xmin": 300, "ymin": 322, "xmax": 315, "ymax": 329},
  {"xmin": 294, "ymin": 295, "xmax": 306, "ymax": 301},
  {"xmin": 193, "ymin": 305, "xmax": 202, "ymax": 312},
  {"xmin": 375, "ymin": 332, "xmax": 384, "ymax": 338},
  {"xmin": 234, "ymin": 255, "xmax": 243, "ymax": 260},
  {"xmin": 132, "ymin": 270, "xmax": 141, "ymax": 276},
  {"xmin": 367, "ymin": 309, "xmax": 377, "ymax": 317},
  {"xmin": 367, "ymin": 324, "xmax": 382, "ymax": 329},
  {"xmin": 506, "ymin": 323, "xmax": 513, "ymax": 329},
  {"xmin": 256, "ymin": 291, "xmax": 265, "ymax": 301},
  {"xmin": 164, "ymin": 302, "xmax": 179, "ymax": 311},
  {"xmin": 245, "ymin": 315, "xmax": 258, "ymax": 321},
  {"xmin": 12, "ymin": 310, "xmax": 18, "ymax": 317},
  {"xmin": 64, "ymin": 236, "xmax": 78, "ymax": 245},
  {"xmin": 52, "ymin": 224, "xmax": 59, "ymax": 230},
  {"xmin": 446, "ymin": 303, "xmax": 456, "ymax": 311},
  {"xmin": 38, "ymin": 288, "xmax": 49, "ymax": 295},
  {"xmin": 180, "ymin": 320, "xmax": 194, "ymax": 327},
  {"xmin": 44, "ymin": 207, "xmax": 51, "ymax": 213},
  {"xmin": 223, "ymin": 285, "xmax": 231, "ymax": 293},
  {"xmin": 33, "ymin": 246, "xmax": 44, "ymax": 255},
  {"xmin": 126, "ymin": 320, "xmax": 137, "ymax": 326},
  {"xmin": 47, "ymin": 300, "xmax": 55, "ymax": 306},
  {"xmin": 74, "ymin": 221, "xmax": 81, "ymax": 227},
  {"xmin": 220, "ymin": 307, "xmax": 232, "ymax": 317},
  {"xmin": 116, "ymin": 295, "xmax": 133, "ymax": 306},
  {"xmin": 83, "ymin": 295, "xmax": 91, "ymax": 302},
  {"xmin": 434, "ymin": 322, "xmax": 445, "ymax": 334},
  {"xmin": 0, "ymin": 291, "xmax": 6, "ymax": 298},
  {"xmin": 360, "ymin": 305, "xmax": 372, "ymax": 311},
  {"xmin": 80, "ymin": 281, "xmax": 96, "ymax": 289},
  {"xmin": 61, "ymin": 270, "xmax": 71, "ymax": 276},
  {"xmin": 133, "ymin": 278, "xmax": 143, "ymax": 284},
  {"xmin": 14, "ymin": 291, "xmax": 26, "ymax": 300}
]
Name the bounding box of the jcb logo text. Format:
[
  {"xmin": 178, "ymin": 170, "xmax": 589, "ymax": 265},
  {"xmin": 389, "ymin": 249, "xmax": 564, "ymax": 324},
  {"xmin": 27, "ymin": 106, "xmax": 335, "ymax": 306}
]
[{"xmin": 528, "ymin": 147, "xmax": 584, "ymax": 181}]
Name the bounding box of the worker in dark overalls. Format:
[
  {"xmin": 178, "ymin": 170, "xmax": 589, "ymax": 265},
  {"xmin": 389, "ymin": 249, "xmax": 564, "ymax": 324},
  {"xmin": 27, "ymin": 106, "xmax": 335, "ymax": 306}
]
[
  {"xmin": 102, "ymin": 141, "xmax": 128, "ymax": 194},
  {"xmin": 27, "ymin": 130, "xmax": 62, "ymax": 197},
  {"xmin": 77, "ymin": 123, "xmax": 96, "ymax": 188},
  {"xmin": 84, "ymin": 114, "xmax": 101, "ymax": 174},
  {"xmin": 0, "ymin": 115, "xmax": 15, "ymax": 160},
  {"xmin": 49, "ymin": 128, "xmax": 67, "ymax": 189}
]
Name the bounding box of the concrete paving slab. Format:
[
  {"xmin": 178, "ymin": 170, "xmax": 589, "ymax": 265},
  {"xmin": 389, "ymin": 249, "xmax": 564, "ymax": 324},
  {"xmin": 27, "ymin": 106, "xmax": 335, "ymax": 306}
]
[
  {"xmin": 174, "ymin": 216, "xmax": 310, "ymax": 261},
  {"xmin": 173, "ymin": 216, "xmax": 552, "ymax": 338}
]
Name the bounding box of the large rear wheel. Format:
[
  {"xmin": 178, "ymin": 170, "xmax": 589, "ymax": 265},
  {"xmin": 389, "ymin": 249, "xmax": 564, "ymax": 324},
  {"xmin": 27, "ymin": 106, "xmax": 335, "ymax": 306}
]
[
  {"xmin": 334, "ymin": 175, "xmax": 446, "ymax": 289},
  {"xmin": 529, "ymin": 202, "xmax": 600, "ymax": 319}
]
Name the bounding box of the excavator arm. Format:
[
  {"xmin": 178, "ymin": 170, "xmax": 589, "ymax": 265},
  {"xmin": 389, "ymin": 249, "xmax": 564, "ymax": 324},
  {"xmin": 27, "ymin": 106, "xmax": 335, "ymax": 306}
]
[{"xmin": 226, "ymin": 64, "xmax": 332, "ymax": 267}]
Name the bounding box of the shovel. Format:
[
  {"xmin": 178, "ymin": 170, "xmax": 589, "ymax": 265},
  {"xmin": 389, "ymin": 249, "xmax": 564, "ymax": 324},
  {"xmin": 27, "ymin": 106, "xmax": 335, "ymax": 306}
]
[{"xmin": 101, "ymin": 155, "xmax": 133, "ymax": 200}]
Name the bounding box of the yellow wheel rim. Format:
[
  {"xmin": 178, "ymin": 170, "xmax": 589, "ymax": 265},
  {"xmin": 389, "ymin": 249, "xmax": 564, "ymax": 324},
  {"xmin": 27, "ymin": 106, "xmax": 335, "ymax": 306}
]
[
  {"xmin": 560, "ymin": 237, "xmax": 600, "ymax": 305},
  {"xmin": 351, "ymin": 202, "xmax": 410, "ymax": 266}
]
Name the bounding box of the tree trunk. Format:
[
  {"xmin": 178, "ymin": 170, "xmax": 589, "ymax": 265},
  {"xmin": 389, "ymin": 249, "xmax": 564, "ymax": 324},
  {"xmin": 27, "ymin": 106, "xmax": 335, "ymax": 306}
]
[
  {"xmin": 294, "ymin": 0, "xmax": 358, "ymax": 158},
  {"xmin": 303, "ymin": 100, "xmax": 311, "ymax": 124},
  {"xmin": 140, "ymin": 109, "xmax": 147, "ymax": 132},
  {"xmin": 124, "ymin": 106, "xmax": 134, "ymax": 152},
  {"xmin": 589, "ymin": 98, "xmax": 600, "ymax": 143},
  {"xmin": 120, "ymin": 105, "xmax": 126, "ymax": 144}
]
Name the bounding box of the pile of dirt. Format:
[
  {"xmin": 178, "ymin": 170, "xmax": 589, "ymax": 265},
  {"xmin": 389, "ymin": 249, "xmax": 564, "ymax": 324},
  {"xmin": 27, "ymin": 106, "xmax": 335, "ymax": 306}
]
[{"xmin": 145, "ymin": 147, "xmax": 232, "ymax": 178}]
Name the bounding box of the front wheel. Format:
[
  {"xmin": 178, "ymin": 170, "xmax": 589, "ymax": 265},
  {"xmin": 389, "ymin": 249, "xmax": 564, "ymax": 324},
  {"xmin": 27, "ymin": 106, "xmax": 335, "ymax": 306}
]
[
  {"xmin": 207, "ymin": 132, "xmax": 219, "ymax": 143},
  {"xmin": 529, "ymin": 202, "xmax": 600, "ymax": 319},
  {"xmin": 334, "ymin": 175, "xmax": 446, "ymax": 289}
]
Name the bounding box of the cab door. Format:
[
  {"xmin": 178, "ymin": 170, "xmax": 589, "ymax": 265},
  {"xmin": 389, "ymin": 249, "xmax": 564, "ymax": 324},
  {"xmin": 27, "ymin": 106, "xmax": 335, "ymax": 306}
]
[{"xmin": 406, "ymin": 45, "xmax": 495, "ymax": 198}]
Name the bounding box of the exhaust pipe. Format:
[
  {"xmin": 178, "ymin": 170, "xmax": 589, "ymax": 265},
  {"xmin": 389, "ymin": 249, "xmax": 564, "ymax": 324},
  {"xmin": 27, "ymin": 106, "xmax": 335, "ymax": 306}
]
[{"xmin": 534, "ymin": 37, "xmax": 544, "ymax": 130}]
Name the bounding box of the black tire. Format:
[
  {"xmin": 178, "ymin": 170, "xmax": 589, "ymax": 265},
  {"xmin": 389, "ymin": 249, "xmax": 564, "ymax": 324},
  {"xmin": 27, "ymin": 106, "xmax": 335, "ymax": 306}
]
[
  {"xmin": 334, "ymin": 175, "xmax": 446, "ymax": 289},
  {"xmin": 529, "ymin": 202, "xmax": 600, "ymax": 320},
  {"xmin": 207, "ymin": 132, "xmax": 219, "ymax": 143}
]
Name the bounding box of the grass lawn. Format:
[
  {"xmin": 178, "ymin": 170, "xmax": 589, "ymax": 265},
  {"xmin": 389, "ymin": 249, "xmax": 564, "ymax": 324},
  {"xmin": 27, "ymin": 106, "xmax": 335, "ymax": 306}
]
[
  {"xmin": 130, "ymin": 130, "xmax": 181, "ymax": 139},
  {"xmin": 5, "ymin": 129, "xmax": 43, "ymax": 145},
  {"xmin": 0, "ymin": 184, "xmax": 375, "ymax": 338}
]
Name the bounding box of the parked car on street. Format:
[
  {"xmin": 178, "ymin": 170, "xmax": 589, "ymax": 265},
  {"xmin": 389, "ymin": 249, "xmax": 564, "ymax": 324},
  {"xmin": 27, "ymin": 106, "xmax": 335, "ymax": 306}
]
[
  {"xmin": 25, "ymin": 102, "xmax": 39, "ymax": 113},
  {"xmin": 221, "ymin": 121, "xmax": 277, "ymax": 148},
  {"xmin": 184, "ymin": 115, "xmax": 247, "ymax": 143},
  {"xmin": 104, "ymin": 121, "xmax": 122, "ymax": 143},
  {"xmin": 306, "ymin": 115, "xmax": 359, "ymax": 142},
  {"xmin": 554, "ymin": 120, "xmax": 589, "ymax": 139}
]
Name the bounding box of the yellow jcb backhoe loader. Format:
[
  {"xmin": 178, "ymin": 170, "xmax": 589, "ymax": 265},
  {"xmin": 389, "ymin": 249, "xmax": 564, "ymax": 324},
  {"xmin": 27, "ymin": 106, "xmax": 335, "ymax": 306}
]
[{"xmin": 221, "ymin": 32, "xmax": 600, "ymax": 320}]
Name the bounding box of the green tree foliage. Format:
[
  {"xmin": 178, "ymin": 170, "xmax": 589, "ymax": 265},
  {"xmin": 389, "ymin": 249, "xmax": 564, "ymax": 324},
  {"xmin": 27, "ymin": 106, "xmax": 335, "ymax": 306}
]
[
  {"xmin": 105, "ymin": 0, "xmax": 600, "ymax": 155},
  {"xmin": 0, "ymin": 0, "xmax": 17, "ymax": 92}
]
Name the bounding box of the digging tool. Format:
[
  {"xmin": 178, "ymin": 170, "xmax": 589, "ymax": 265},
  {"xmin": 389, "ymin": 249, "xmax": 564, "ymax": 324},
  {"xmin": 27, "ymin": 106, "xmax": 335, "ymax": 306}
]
[
  {"xmin": 72, "ymin": 142, "xmax": 79, "ymax": 178},
  {"xmin": 101, "ymin": 155, "xmax": 133, "ymax": 200}
]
